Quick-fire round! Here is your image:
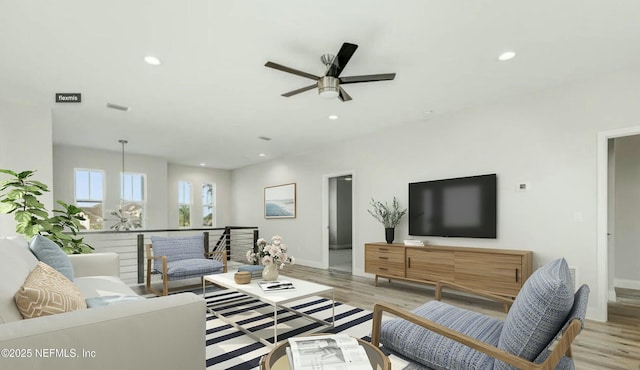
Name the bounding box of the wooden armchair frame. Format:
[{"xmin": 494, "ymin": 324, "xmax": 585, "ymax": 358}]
[
  {"xmin": 145, "ymin": 243, "xmax": 227, "ymax": 296},
  {"xmin": 371, "ymin": 280, "xmax": 583, "ymax": 370}
]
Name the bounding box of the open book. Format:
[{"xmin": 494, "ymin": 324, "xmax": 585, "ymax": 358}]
[
  {"xmin": 257, "ymin": 280, "xmax": 295, "ymax": 291},
  {"xmin": 287, "ymin": 334, "xmax": 372, "ymax": 370}
]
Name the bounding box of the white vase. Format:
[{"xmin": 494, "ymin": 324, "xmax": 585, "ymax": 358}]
[{"xmin": 262, "ymin": 263, "xmax": 279, "ymax": 281}]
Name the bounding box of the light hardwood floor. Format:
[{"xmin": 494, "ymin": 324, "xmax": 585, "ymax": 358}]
[
  {"xmin": 278, "ymin": 264, "xmax": 640, "ymax": 370},
  {"xmin": 141, "ymin": 263, "xmax": 640, "ymax": 369}
]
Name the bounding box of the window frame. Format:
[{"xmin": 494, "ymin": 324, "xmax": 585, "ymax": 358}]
[{"xmin": 74, "ymin": 168, "xmax": 105, "ymax": 231}]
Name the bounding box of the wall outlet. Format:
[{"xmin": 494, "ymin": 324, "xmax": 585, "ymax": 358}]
[{"xmin": 517, "ymin": 182, "xmax": 531, "ymax": 192}]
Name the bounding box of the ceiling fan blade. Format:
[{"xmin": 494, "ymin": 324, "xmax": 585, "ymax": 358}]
[
  {"xmin": 265, "ymin": 61, "xmax": 320, "ymax": 81},
  {"xmin": 325, "ymin": 42, "xmax": 358, "ymax": 77},
  {"xmin": 340, "ymin": 73, "xmax": 396, "ymax": 84},
  {"xmin": 338, "ymin": 87, "xmax": 352, "ymax": 102},
  {"xmin": 282, "ymin": 83, "xmax": 318, "ymax": 97}
]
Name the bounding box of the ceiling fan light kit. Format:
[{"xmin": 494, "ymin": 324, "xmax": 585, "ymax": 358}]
[
  {"xmin": 318, "ymin": 76, "xmax": 339, "ymax": 98},
  {"xmin": 265, "ymin": 42, "xmax": 396, "ymax": 102}
]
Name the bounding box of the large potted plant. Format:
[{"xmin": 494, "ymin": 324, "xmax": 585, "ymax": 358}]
[
  {"xmin": 0, "ymin": 169, "xmax": 93, "ymax": 254},
  {"xmin": 368, "ymin": 197, "xmax": 407, "ymax": 244}
]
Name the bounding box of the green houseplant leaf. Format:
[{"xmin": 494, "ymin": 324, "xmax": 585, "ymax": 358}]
[{"xmin": 0, "ymin": 168, "xmax": 93, "ymax": 254}]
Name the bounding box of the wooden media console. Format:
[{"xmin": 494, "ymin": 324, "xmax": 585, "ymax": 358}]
[{"xmin": 364, "ymin": 242, "xmax": 533, "ymax": 298}]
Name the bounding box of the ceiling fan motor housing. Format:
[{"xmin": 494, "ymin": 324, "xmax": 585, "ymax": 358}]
[{"xmin": 318, "ymin": 76, "xmax": 339, "ymax": 98}]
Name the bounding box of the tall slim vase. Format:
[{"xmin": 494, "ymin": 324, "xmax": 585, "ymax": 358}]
[{"xmin": 385, "ymin": 227, "xmax": 395, "ymax": 244}]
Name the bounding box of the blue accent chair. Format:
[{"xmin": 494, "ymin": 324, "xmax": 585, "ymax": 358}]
[
  {"xmin": 371, "ymin": 258, "xmax": 589, "ymax": 369},
  {"xmin": 146, "ymin": 234, "xmax": 227, "ymax": 296}
]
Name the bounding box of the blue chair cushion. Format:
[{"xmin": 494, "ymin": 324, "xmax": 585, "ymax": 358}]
[
  {"xmin": 29, "ymin": 235, "xmax": 74, "ymax": 281},
  {"xmin": 150, "ymin": 234, "xmax": 205, "ymax": 272},
  {"xmin": 165, "ymin": 258, "xmax": 224, "ymax": 280},
  {"xmin": 380, "ymin": 300, "xmax": 503, "ymax": 369},
  {"xmin": 495, "ymin": 258, "xmax": 575, "ymax": 370}
]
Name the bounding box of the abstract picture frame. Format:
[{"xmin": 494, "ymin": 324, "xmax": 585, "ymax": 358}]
[{"xmin": 264, "ymin": 183, "xmax": 296, "ymax": 219}]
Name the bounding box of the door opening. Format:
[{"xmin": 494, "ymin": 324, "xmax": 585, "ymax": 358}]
[{"xmin": 328, "ymin": 174, "xmax": 353, "ymax": 274}]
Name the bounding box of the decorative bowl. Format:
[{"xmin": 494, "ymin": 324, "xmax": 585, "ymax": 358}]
[{"xmin": 234, "ymin": 271, "xmax": 251, "ymax": 284}]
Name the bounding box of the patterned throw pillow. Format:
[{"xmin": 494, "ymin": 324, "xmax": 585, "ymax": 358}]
[
  {"xmin": 14, "ymin": 262, "xmax": 87, "ymax": 319},
  {"xmin": 495, "ymin": 258, "xmax": 574, "ymax": 369}
]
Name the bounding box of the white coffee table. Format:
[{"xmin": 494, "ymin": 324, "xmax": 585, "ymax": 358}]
[{"xmin": 203, "ymin": 272, "xmax": 335, "ymax": 347}]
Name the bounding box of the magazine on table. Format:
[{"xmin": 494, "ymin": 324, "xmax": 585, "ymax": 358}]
[
  {"xmin": 287, "ymin": 334, "xmax": 372, "ymax": 370},
  {"xmin": 257, "ymin": 280, "xmax": 295, "ymax": 291}
]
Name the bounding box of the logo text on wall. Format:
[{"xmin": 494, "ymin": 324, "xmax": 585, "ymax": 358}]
[{"xmin": 55, "ymin": 93, "xmax": 82, "ymax": 103}]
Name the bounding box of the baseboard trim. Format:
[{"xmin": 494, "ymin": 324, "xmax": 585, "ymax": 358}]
[{"xmin": 614, "ymin": 278, "xmax": 640, "ymax": 290}]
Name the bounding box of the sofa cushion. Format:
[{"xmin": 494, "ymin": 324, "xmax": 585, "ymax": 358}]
[
  {"xmin": 380, "ymin": 300, "xmax": 503, "ymax": 369},
  {"xmin": 86, "ymin": 295, "xmax": 145, "ymax": 308},
  {"xmin": 150, "ymin": 234, "xmax": 205, "ymax": 272},
  {"xmin": 0, "ymin": 237, "xmax": 39, "ymax": 323},
  {"xmin": 166, "ymin": 258, "xmax": 225, "ymax": 280},
  {"xmin": 29, "ymin": 234, "xmax": 74, "ymax": 281},
  {"xmin": 73, "ymin": 276, "xmax": 138, "ymax": 299},
  {"xmin": 14, "ymin": 261, "xmax": 87, "ymax": 319},
  {"xmin": 495, "ymin": 258, "xmax": 574, "ymax": 369}
]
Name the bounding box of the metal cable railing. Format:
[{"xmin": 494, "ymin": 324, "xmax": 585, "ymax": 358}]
[{"xmin": 78, "ymin": 226, "xmax": 259, "ymax": 284}]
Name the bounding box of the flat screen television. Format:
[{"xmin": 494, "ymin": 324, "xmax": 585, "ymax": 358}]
[{"xmin": 408, "ymin": 174, "xmax": 497, "ymax": 238}]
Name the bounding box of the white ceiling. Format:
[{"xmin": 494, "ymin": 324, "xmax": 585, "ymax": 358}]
[{"xmin": 2, "ymin": 1, "xmax": 640, "ymax": 169}]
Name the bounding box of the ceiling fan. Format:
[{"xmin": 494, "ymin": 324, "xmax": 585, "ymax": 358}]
[{"xmin": 265, "ymin": 42, "xmax": 396, "ymax": 102}]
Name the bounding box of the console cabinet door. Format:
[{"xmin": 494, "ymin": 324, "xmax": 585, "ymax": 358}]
[
  {"xmin": 365, "ymin": 244, "xmax": 405, "ymax": 278},
  {"xmin": 406, "ymin": 248, "xmax": 455, "ymax": 282},
  {"xmin": 454, "ymin": 252, "xmax": 524, "ymax": 297}
]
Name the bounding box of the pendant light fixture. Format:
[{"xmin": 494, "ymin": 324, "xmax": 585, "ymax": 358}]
[{"xmin": 109, "ymin": 139, "xmax": 142, "ymax": 231}]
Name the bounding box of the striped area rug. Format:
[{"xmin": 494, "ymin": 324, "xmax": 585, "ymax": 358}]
[{"xmin": 202, "ymin": 289, "xmax": 406, "ymax": 370}]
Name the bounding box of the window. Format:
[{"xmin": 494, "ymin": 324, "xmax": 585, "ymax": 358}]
[
  {"xmin": 74, "ymin": 169, "xmax": 104, "ymax": 230},
  {"xmin": 178, "ymin": 181, "xmax": 191, "ymax": 227},
  {"xmin": 202, "ymin": 183, "xmax": 216, "ymax": 227},
  {"xmin": 120, "ymin": 172, "xmax": 145, "ymax": 228}
]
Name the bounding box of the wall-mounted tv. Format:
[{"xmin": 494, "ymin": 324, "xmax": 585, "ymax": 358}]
[{"xmin": 408, "ymin": 174, "xmax": 497, "ymax": 238}]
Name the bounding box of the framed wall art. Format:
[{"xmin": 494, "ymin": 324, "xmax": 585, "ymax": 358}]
[{"xmin": 264, "ymin": 183, "xmax": 296, "ymax": 219}]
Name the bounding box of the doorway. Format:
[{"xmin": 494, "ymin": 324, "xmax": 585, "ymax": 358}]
[
  {"xmin": 607, "ymin": 134, "xmax": 640, "ymax": 309},
  {"xmin": 596, "ymin": 125, "xmax": 640, "ymax": 322},
  {"xmin": 327, "ymin": 174, "xmax": 353, "ymax": 273}
]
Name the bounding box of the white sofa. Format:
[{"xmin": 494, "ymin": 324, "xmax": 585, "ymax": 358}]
[{"xmin": 0, "ymin": 237, "xmax": 206, "ymax": 370}]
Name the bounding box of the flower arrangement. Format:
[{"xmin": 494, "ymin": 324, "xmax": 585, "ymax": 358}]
[
  {"xmin": 246, "ymin": 235, "xmax": 295, "ymax": 269},
  {"xmin": 368, "ymin": 196, "xmax": 407, "ymax": 228}
]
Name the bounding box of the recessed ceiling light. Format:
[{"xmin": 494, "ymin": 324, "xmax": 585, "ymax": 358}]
[
  {"xmin": 258, "ymin": 153, "xmax": 266, "ymax": 157},
  {"xmin": 199, "ymin": 163, "xmax": 206, "ymax": 166},
  {"xmin": 144, "ymin": 55, "xmax": 161, "ymax": 66},
  {"xmin": 498, "ymin": 51, "xmax": 516, "ymax": 61},
  {"xmin": 328, "ymin": 115, "xmax": 339, "ymax": 120}
]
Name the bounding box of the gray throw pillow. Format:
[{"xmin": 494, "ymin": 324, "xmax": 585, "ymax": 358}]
[{"xmin": 29, "ymin": 235, "xmax": 74, "ymax": 281}]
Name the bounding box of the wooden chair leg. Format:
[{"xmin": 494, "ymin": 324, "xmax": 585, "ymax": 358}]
[
  {"xmin": 161, "ymin": 256, "xmax": 168, "ymax": 296},
  {"xmin": 146, "ymin": 259, "xmax": 152, "ymax": 290}
]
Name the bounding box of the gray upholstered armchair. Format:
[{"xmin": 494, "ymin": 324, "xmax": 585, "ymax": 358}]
[
  {"xmin": 371, "ymin": 258, "xmax": 589, "ymax": 370},
  {"xmin": 146, "ymin": 234, "xmax": 227, "ymax": 296}
]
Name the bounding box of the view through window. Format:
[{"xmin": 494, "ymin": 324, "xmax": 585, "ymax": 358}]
[
  {"xmin": 120, "ymin": 172, "xmax": 145, "ymax": 228},
  {"xmin": 178, "ymin": 181, "xmax": 191, "ymax": 227},
  {"xmin": 202, "ymin": 183, "xmax": 216, "ymax": 226},
  {"xmin": 75, "ymin": 169, "xmax": 104, "ymax": 230}
]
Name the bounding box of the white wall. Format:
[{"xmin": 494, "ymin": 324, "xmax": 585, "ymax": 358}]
[
  {"xmin": 231, "ymin": 66, "xmax": 640, "ymax": 321},
  {"xmin": 0, "ymin": 99, "xmax": 53, "ymax": 236},
  {"xmin": 167, "ymin": 163, "xmax": 232, "ymax": 228},
  {"xmin": 52, "ymin": 145, "xmax": 169, "ymax": 230},
  {"xmin": 613, "ymin": 135, "xmax": 640, "ymax": 288}
]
